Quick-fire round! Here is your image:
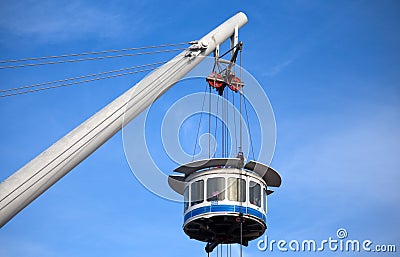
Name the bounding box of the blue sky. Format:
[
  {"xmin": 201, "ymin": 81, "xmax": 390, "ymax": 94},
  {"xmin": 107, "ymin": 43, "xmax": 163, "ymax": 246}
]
[{"xmin": 0, "ymin": 0, "xmax": 399, "ymax": 256}]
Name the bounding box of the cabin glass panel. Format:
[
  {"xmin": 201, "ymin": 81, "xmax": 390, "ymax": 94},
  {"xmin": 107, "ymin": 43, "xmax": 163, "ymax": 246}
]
[
  {"xmin": 263, "ymin": 188, "xmax": 267, "ymax": 213},
  {"xmin": 184, "ymin": 186, "xmax": 189, "ymax": 211},
  {"xmin": 227, "ymin": 177, "xmax": 246, "ymax": 202},
  {"xmin": 191, "ymin": 180, "xmax": 204, "ymax": 206},
  {"xmin": 207, "ymin": 177, "xmax": 225, "ymax": 201},
  {"xmin": 249, "ymin": 181, "xmax": 261, "ymax": 207}
]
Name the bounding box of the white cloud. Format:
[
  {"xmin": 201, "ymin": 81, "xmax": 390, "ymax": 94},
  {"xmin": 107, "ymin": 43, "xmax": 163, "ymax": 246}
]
[{"xmin": 263, "ymin": 58, "xmax": 295, "ymax": 77}]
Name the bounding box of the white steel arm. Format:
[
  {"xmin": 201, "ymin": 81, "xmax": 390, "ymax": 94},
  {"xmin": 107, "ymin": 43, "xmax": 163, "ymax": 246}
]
[{"xmin": 0, "ymin": 12, "xmax": 248, "ymax": 227}]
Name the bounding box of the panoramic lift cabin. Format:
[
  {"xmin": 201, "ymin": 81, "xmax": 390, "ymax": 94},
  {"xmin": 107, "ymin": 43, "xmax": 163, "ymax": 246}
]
[
  {"xmin": 168, "ymin": 27, "xmax": 282, "ymax": 253},
  {"xmin": 169, "ymin": 158, "xmax": 281, "ymax": 253}
]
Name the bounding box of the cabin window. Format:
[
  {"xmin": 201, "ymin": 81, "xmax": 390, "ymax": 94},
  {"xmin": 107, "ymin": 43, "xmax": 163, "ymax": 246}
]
[
  {"xmin": 249, "ymin": 181, "xmax": 261, "ymax": 207},
  {"xmin": 227, "ymin": 178, "xmax": 246, "ymax": 202},
  {"xmin": 191, "ymin": 180, "xmax": 204, "ymax": 206},
  {"xmin": 207, "ymin": 177, "xmax": 225, "ymax": 201},
  {"xmin": 263, "ymin": 188, "xmax": 267, "ymax": 213},
  {"xmin": 184, "ymin": 186, "xmax": 189, "ymax": 211}
]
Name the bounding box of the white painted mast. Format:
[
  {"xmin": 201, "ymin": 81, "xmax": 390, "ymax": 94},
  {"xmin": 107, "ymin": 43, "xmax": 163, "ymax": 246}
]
[{"xmin": 0, "ymin": 12, "xmax": 248, "ymax": 227}]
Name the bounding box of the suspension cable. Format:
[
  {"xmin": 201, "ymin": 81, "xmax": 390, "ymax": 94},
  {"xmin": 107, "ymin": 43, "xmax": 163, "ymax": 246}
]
[
  {"xmin": 240, "ymin": 220, "xmax": 243, "ymax": 257},
  {"xmin": 243, "ymin": 93, "xmax": 255, "ymax": 160},
  {"xmin": 239, "ymin": 91, "xmax": 243, "ymax": 153},
  {"xmin": 0, "ymin": 48, "xmax": 184, "ymax": 69},
  {"xmin": 0, "ymin": 61, "xmax": 166, "ymax": 93},
  {"xmin": 225, "ymin": 89, "xmax": 227, "ymax": 157},
  {"xmin": 192, "ymin": 84, "xmax": 208, "ymax": 160},
  {"xmin": 208, "ymin": 85, "xmax": 211, "ymax": 158},
  {"xmin": 221, "ymin": 89, "xmax": 225, "ymax": 158},
  {"xmin": 0, "ymin": 42, "xmax": 190, "ymax": 64},
  {"xmin": 232, "ymin": 90, "xmax": 238, "ymax": 156},
  {"xmin": 239, "ymin": 48, "xmax": 243, "ymax": 154},
  {"xmin": 0, "ymin": 67, "xmax": 157, "ymax": 98},
  {"xmin": 212, "ymin": 96, "xmax": 220, "ymax": 158},
  {"xmin": 227, "ymin": 93, "xmax": 229, "ymax": 157}
]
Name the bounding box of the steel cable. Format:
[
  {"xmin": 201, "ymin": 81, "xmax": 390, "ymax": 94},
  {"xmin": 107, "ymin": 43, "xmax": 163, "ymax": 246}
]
[
  {"xmin": 0, "ymin": 67, "xmax": 158, "ymax": 98},
  {"xmin": 0, "ymin": 42, "xmax": 189, "ymax": 64},
  {"xmin": 0, "ymin": 61, "xmax": 166, "ymax": 93},
  {"xmin": 0, "ymin": 48, "xmax": 184, "ymax": 69}
]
